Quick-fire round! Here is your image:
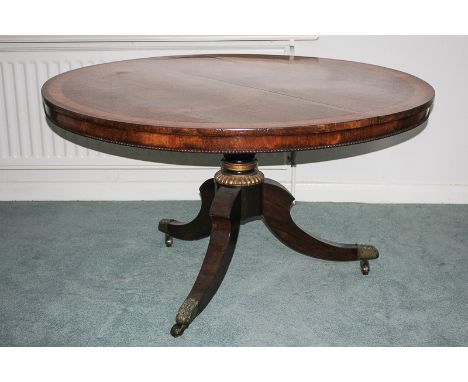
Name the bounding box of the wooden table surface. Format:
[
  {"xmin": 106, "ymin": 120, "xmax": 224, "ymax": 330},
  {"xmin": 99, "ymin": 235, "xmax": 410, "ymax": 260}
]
[{"xmin": 42, "ymin": 54, "xmax": 434, "ymax": 153}]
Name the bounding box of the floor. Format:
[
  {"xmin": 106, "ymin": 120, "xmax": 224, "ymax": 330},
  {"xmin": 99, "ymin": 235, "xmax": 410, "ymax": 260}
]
[{"xmin": 0, "ymin": 201, "xmax": 466, "ymax": 346}]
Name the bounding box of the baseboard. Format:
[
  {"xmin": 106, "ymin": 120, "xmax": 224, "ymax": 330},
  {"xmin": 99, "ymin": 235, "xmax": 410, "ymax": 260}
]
[
  {"xmin": 0, "ymin": 181, "xmax": 216, "ymax": 201},
  {"xmin": 295, "ymin": 183, "xmax": 468, "ymax": 204},
  {"xmin": 1, "ymin": 177, "xmax": 467, "ymax": 203},
  {"xmin": 0, "ymin": 167, "xmax": 291, "ymax": 201}
]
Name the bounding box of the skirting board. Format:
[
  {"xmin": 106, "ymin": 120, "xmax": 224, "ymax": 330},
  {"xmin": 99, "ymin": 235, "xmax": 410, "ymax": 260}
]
[
  {"xmin": 0, "ymin": 167, "xmax": 290, "ymax": 201},
  {"xmin": 1, "ymin": 173, "xmax": 467, "ymax": 203},
  {"xmin": 295, "ymin": 183, "xmax": 468, "ymax": 204}
]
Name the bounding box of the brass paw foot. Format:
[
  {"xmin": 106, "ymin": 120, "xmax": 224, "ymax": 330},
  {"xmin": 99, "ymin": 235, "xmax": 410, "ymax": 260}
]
[
  {"xmin": 171, "ymin": 298, "xmax": 199, "ymax": 337},
  {"xmin": 158, "ymin": 218, "xmax": 175, "ymax": 231},
  {"xmin": 357, "ymin": 244, "xmax": 379, "ymax": 260},
  {"xmin": 357, "ymin": 245, "xmax": 378, "ymax": 275}
]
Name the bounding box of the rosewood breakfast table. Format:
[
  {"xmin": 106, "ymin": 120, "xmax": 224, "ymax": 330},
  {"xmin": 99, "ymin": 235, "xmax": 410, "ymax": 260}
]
[{"xmin": 42, "ymin": 54, "xmax": 434, "ymax": 337}]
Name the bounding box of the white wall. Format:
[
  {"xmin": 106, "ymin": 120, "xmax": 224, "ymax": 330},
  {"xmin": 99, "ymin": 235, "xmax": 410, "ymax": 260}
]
[
  {"xmin": 293, "ymin": 36, "xmax": 468, "ymax": 203},
  {"xmin": 0, "ymin": 36, "xmax": 466, "ymax": 203}
]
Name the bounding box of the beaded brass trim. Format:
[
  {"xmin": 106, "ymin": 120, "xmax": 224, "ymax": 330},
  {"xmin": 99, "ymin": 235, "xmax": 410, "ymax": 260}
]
[
  {"xmin": 176, "ymin": 298, "xmax": 199, "ymax": 325},
  {"xmin": 357, "ymin": 245, "xmax": 379, "ymax": 260},
  {"xmin": 214, "ymin": 170, "xmax": 264, "ymax": 186}
]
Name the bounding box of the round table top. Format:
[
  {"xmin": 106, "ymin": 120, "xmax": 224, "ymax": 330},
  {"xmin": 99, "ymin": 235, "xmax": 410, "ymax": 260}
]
[{"xmin": 42, "ymin": 54, "xmax": 434, "ymax": 153}]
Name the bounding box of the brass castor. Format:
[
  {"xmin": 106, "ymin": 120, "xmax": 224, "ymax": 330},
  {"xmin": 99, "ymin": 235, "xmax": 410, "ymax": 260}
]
[
  {"xmin": 170, "ymin": 323, "xmax": 188, "ymax": 337},
  {"xmin": 165, "ymin": 233, "xmax": 173, "ymax": 247},
  {"xmin": 360, "ymin": 259, "xmax": 370, "ymax": 275}
]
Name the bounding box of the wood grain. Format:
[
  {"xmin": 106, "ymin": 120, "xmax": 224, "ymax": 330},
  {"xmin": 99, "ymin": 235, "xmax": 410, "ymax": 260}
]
[
  {"xmin": 262, "ymin": 178, "xmax": 361, "ymax": 261},
  {"xmin": 42, "ymin": 54, "xmax": 434, "ymax": 153},
  {"xmin": 158, "ymin": 178, "xmax": 216, "ymax": 241}
]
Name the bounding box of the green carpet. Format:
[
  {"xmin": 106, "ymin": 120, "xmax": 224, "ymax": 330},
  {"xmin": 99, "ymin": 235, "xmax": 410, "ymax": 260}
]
[{"xmin": 0, "ymin": 201, "xmax": 466, "ymax": 346}]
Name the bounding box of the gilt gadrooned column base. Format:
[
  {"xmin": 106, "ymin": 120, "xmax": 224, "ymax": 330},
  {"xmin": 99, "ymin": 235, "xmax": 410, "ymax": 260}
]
[{"xmin": 214, "ymin": 153, "xmax": 264, "ymax": 186}]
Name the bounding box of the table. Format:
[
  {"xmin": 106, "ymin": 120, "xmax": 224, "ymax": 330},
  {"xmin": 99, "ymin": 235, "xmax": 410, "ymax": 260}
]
[{"xmin": 42, "ymin": 54, "xmax": 434, "ymax": 337}]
